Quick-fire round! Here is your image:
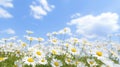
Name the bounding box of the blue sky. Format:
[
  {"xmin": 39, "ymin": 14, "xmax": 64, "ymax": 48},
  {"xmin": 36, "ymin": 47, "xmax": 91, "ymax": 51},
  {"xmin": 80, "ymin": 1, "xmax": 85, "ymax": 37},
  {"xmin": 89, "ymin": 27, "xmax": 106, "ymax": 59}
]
[{"xmin": 0, "ymin": 0, "xmax": 120, "ymax": 40}]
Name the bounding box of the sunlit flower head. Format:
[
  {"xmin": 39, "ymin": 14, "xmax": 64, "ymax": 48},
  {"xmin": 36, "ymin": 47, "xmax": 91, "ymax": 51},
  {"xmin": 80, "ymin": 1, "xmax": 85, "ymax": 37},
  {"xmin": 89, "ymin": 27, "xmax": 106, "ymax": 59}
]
[
  {"xmin": 33, "ymin": 49, "xmax": 45, "ymax": 58},
  {"xmin": 25, "ymin": 36, "xmax": 36, "ymax": 42},
  {"xmin": 52, "ymin": 32, "xmax": 58, "ymax": 35},
  {"xmin": 73, "ymin": 38, "xmax": 79, "ymax": 43},
  {"xmin": 87, "ymin": 59, "xmax": 97, "ymax": 66},
  {"xmin": 23, "ymin": 57, "xmax": 36, "ymax": 66},
  {"xmin": 68, "ymin": 46, "xmax": 79, "ymax": 55},
  {"xmin": 63, "ymin": 43, "xmax": 70, "ymax": 47},
  {"xmin": 65, "ymin": 58, "xmax": 72, "ymax": 64},
  {"xmin": 37, "ymin": 58, "xmax": 48, "ymax": 65},
  {"xmin": 21, "ymin": 42, "xmax": 27, "ymax": 47},
  {"xmin": 69, "ymin": 37, "xmax": 79, "ymax": 44},
  {"xmin": 29, "ymin": 37, "xmax": 33, "ymax": 41},
  {"xmin": 26, "ymin": 30, "xmax": 34, "ymax": 35},
  {"xmin": 73, "ymin": 60, "xmax": 80, "ymax": 65},
  {"xmin": 96, "ymin": 51, "xmax": 103, "ymax": 57},
  {"xmin": 51, "ymin": 59, "xmax": 63, "ymax": 67},
  {"xmin": 58, "ymin": 27, "xmax": 71, "ymax": 35},
  {"xmin": 92, "ymin": 48, "xmax": 108, "ymax": 60},
  {"xmin": 50, "ymin": 38, "xmax": 58, "ymax": 45},
  {"xmin": 50, "ymin": 48, "xmax": 60, "ymax": 55},
  {"xmin": 0, "ymin": 57, "xmax": 7, "ymax": 62},
  {"xmin": 38, "ymin": 37, "xmax": 44, "ymax": 42}
]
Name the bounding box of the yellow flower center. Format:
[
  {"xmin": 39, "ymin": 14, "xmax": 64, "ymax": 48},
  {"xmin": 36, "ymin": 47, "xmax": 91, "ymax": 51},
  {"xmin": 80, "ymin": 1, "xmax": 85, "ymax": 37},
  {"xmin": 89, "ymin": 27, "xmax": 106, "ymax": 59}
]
[
  {"xmin": 54, "ymin": 62, "xmax": 59, "ymax": 66},
  {"xmin": 71, "ymin": 48, "xmax": 77, "ymax": 52},
  {"xmin": 41, "ymin": 59, "xmax": 45, "ymax": 62},
  {"xmin": 52, "ymin": 39, "xmax": 57, "ymax": 43},
  {"xmin": 36, "ymin": 51, "xmax": 42, "ymax": 56},
  {"xmin": 75, "ymin": 61, "xmax": 79, "ymax": 65},
  {"xmin": 65, "ymin": 43, "xmax": 69, "ymax": 47},
  {"xmin": 22, "ymin": 43, "xmax": 26, "ymax": 47},
  {"xmin": 96, "ymin": 51, "xmax": 103, "ymax": 56},
  {"xmin": 38, "ymin": 38, "xmax": 43, "ymax": 41},
  {"xmin": 74, "ymin": 39, "xmax": 78, "ymax": 43},
  {"xmin": 67, "ymin": 59, "xmax": 71, "ymax": 62},
  {"xmin": 89, "ymin": 61, "xmax": 94, "ymax": 64},
  {"xmin": 0, "ymin": 57, "xmax": 5, "ymax": 61},
  {"xmin": 30, "ymin": 38, "xmax": 33, "ymax": 41},
  {"xmin": 16, "ymin": 50, "xmax": 20, "ymax": 54},
  {"xmin": 14, "ymin": 65, "xmax": 18, "ymax": 67},
  {"xmin": 27, "ymin": 58, "xmax": 34, "ymax": 62},
  {"xmin": 52, "ymin": 50, "xmax": 57, "ymax": 55}
]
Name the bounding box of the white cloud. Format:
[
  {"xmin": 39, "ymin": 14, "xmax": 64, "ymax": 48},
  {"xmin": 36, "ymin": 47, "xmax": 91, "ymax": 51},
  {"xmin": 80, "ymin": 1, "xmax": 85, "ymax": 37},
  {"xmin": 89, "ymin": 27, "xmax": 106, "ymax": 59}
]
[
  {"xmin": 30, "ymin": 0, "xmax": 55, "ymax": 19},
  {"xmin": 71, "ymin": 13, "xmax": 81, "ymax": 19},
  {"xmin": 0, "ymin": 28, "xmax": 15, "ymax": 34},
  {"xmin": 0, "ymin": 0, "xmax": 13, "ymax": 18},
  {"xmin": 0, "ymin": 8, "xmax": 13, "ymax": 18},
  {"xmin": 68, "ymin": 12, "xmax": 120, "ymax": 38},
  {"xmin": 40, "ymin": 0, "xmax": 54, "ymax": 11},
  {"xmin": 0, "ymin": 0, "xmax": 13, "ymax": 8}
]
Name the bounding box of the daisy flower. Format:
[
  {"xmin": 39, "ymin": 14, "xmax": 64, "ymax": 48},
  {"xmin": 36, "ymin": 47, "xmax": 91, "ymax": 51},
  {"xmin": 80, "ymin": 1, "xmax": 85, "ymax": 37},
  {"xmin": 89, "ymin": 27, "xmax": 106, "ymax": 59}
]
[
  {"xmin": 23, "ymin": 57, "xmax": 36, "ymax": 66},
  {"xmin": 21, "ymin": 42, "xmax": 27, "ymax": 48},
  {"xmin": 37, "ymin": 37, "xmax": 44, "ymax": 42},
  {"xmin": 87, "ymin": 59, "xmax": 97, "ymax": 67},
  {"xmin": 51, "ymin": 38, "xmax": 58, "ymax": 45},
  {"xmin": 50, "ymin": 47, "xmax": 60, "ymax": 55},
  {"xmin": 68, "ymin": 46, "xmax": 79, "ymax": 55},
  {"xmin": 65, "ymin": 58, "xmax": 72, "ymax": 64},
  {"xmin": 92, "ymin": 48, "xmax": 108, "ymax": 60},
  {"xmin": 33, "ymin": 49, "xmax": 45, "ymax": 58},
  {"xmin": 37, "ymin": 57, "xmax": 48, "ymax": 65},
  {"xmin": 51, "ymin": 59, "xmax": 63, "ymax": 67},
  {"xmin": 63, "ymin": 43, "xmax": 70, "ymax": 48},
  {"xmin": 26, "ymin": 30, "xmax": 34, "ymax": 35},
  {"xmin": 73, "ymin": 60, "xmax": 81, "ymax": 65},
  {"xmin": 0, "ymin": 57, "xmax": 7, "ymax": 62}
]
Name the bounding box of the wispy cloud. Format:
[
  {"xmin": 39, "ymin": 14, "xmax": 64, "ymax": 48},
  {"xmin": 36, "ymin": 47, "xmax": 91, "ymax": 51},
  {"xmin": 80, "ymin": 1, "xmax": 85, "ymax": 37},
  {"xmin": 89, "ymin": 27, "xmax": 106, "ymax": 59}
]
[
  {"xmin": 0, "ymin": 28, "xmax": 15, "ymax": 34},
  {"xmin": 0, "ymin": 0, "xmax": 13, "ymax": 8},
  {"xmin": 30, "ymin": 0, "xmax": 55, "ymax": 19},
  {"xmin": 68, "ymin": 12, "xmax": 119, "ymax": 38},
  {"xmin": 0, "ymin": 8, "xmax": 13, "ymax": 18},
  {"xmin": 71, "ymin": 13, "xmax": 81, "ymax": 19},
  {"xmin": 0, "ymin": 0, "xmax": 13, "ymax": 18}
]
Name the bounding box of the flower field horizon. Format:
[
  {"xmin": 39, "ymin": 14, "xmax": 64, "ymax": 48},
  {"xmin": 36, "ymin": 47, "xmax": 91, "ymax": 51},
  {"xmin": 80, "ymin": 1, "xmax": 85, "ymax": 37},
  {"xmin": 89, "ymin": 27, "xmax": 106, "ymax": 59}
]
[
  {"xmin": 1, "ymin": 0, "xmax": 120, "ymax": 67},
  {"xmin": 0, "ymin": 29, "xmax": 120, "ymax": 67}
]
